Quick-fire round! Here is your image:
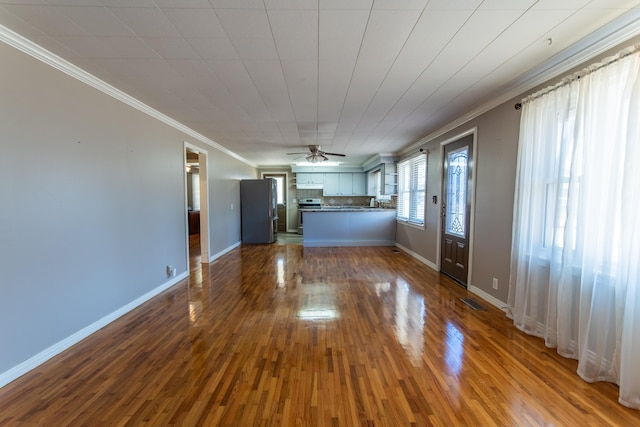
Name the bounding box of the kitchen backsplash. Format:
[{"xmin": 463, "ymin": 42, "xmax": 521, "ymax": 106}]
[{"xmin": 296, "ymin": 189, "xmax": 396, "ymax": 208}]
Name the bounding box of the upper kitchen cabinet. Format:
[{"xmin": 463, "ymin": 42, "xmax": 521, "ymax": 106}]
[
  {"xmin": 352, "ymin": 173, "xmax": 366, "ymax": 195},
  {"xmin": 323, "ymin": 173, "xmax": 367, "ymax": 196},
  {"xmin": 297, "ymin": 173, "xmax": 324, "ymax": 184},
  {"xmin": 296, "ymin": 172, "xmax": 324, "ymax": 189}
]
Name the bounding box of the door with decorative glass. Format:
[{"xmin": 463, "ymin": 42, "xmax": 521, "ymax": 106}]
[{"xmin": 440, "ymin": 134, "xmax": 473, "ymax": 286}]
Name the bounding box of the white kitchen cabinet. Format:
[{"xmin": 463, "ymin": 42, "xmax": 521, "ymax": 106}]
[
  {"xmin": 323, "ymin": 173, "xmax": 367, "ymax": 196},
  {"xmin": 352, "ymin": 173, "xmax": 366, "ymax": 195},
  {"xmin": 322, "ymin": 173, "xmax": 340, "ymax": 195},
  {"xmin": 338, "ymin": 173, "xmax": 353, "ymax": 195},
  {"xmin": 296, "ymin": 173, "xmax": 324, "ymax": 184}
]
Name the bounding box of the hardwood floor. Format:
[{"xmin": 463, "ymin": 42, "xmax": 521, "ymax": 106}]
[{"xmin": 0, "ymin": 244, "xmax": 637, "ymax": 426}]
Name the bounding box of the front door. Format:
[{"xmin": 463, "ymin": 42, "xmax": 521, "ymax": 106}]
[{"xmin": 440, "ymin": 134, "xmax": 473, "ymax": 286}]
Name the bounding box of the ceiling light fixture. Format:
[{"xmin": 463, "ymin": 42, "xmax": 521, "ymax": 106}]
[
  {"xmin": 305, "ymin": 153, "xmax": 328, "ymax": 163},
  {"xmin": 295, "ymin": 161, "xmax": 341, "ymax": 167}
]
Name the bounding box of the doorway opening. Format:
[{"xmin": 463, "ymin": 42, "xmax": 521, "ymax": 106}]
[
  {"xmin": 185, "ymin": 143, "xmax": 210, "ymax": 272},
  {"xmin": 262, "ymin": 173, "xmax": 287, "ymax": 234}
]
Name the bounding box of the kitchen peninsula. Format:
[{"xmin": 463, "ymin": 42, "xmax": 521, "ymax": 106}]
[{"xmin": 301, "ymin": 207, "xmax": 396, "ymax": 247}]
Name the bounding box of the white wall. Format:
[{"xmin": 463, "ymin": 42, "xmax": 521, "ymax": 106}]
[{"xmin": 0, "ymin": 41, "xmax": 254, "ymax": 382}]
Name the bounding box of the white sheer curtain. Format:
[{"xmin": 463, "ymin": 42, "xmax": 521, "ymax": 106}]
[{"xmin": 508, "ymin": 44, "xmax": 640, "ymax": 409}]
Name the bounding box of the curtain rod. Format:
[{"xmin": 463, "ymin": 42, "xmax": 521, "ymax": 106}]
[{"xmin": 521, "ymin": 42, "xmax": 640, "ymax": 104}]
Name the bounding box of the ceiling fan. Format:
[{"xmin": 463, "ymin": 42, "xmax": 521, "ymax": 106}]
[{"xmin": 287, "ymin": 145, "xmax": 346, "ymax": 163}]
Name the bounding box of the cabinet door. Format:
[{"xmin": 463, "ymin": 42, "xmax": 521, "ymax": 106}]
[
  {"xmin": 323, "ymin": 173, "xmax": 340, "ymax": 195},
  {"xmin": 310, "ymin": 174, "xmax": 324, "ymax": 184},
  {"xmin": 352, "ymin": 173, "xmax": 366, "ymax": 195},
  {"xmin": 297, "ymin": 172, "xmax": 310, "ymax": 183},
  {"xmin": 338, "ymin": 173, "xmax": 353, "ymax": 195}
]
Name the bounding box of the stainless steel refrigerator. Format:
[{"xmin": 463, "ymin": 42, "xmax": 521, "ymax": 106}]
[{"xmin": 240, "ymin": 179, "xmax": 278, "ymax": 244}]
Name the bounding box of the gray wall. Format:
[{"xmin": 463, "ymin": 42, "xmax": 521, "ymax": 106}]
[
  {"xmin": 396, "ymin": 34, "xmax": 640, "ymax": 306},
  {"xmin": 0, "ymin": 41, "xmax": 254, "ymax": 377}
]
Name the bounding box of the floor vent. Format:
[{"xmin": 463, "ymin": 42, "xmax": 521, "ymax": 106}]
[
  {"xmin": 461, "ymin": 298, "xmax": 486, "ymax": 311},
  {"xmin": 391, "ymin": 249, "xmax": 400, "ymax": 253}
]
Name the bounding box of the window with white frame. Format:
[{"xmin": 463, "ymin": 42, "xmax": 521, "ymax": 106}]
[{"xmin": 397, "ymin": 154, "xmax": 426, "ymax": 226}]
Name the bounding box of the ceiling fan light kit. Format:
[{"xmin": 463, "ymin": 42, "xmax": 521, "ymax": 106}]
[{"xmin": 288, "ymin": 145, "xmax": 346, "ymax": 164}]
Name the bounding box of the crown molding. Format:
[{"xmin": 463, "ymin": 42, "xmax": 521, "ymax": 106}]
[
  {"xmin": 399, "ymin": 8, "xmax": 640, "ymax": 156},
  {"xmin": 0, "ymin": 25, "xmax": 257, "ymax": 168}
]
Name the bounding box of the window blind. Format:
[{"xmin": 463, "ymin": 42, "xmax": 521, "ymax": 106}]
[{"xmin": 397, "ymin": 154, "xmax": 426, "ymax": 225}]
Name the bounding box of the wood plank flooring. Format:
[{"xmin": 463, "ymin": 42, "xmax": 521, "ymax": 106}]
[{"xmin": 0, "ymin": 243, "xmax": 638, "ymax": 426}]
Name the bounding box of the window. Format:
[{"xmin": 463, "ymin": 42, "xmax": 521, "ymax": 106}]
[
  {"xmin": 397, "ymin": 154, "xmax": 426, "ymax": 226},
  {"xmin": 273, "ymin": 176, "xmax": 284, "ymax": 205}
]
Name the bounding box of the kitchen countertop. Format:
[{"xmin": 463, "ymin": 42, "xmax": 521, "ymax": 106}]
[{"xmin": 299, "ymin": 207, "xmax": 393, "ymax": 212}]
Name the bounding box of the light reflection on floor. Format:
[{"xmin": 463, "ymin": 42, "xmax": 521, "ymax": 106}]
[
  {"xmin": 445, "ymin": 321, "xmax": 464, "ymax": 376},
  {"xmin": 393, "ymin": 278, "xmax": 426, "ymax": 366}
]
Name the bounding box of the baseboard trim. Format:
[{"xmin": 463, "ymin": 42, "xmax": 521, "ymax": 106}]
[
  {"xmin": 0, "ymin": 272, "xmax": 188, "ymax": 389},
  {"xmin": 303, "ymin": 240, "xmax": 395, "ymax": 247},
  {"xmin": 468, "ymin": 285, "xmax": 507, "ymax": 311},
  {"xmin": 208, "ymin": 241, "xmax": 241, "ymax": 262},
  {"xmin": 394, "ymin": 243, "xmax": 438, "ymax": 271}
]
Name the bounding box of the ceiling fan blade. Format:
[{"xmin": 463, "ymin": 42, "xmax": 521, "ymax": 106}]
[
  {"xmin": 322, "ymin": 152, "xmax": 346, "ymax": 157},
  {"xmin": 286, "ymin": 152, "xmax": 311, "ymax": 155}
]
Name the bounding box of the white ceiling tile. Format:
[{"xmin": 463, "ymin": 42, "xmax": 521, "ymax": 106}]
[
  {"xmin": 546, "ymin": 7, "xmax": 635, "ymax": 48},
  {"xmin": 216, "ymin": 9, "xmax": 272, "ymax": 39},
  {"xmin": 25, "ymin": 34, "xmax": 82, "ymax": 58},
  {"xmin": 532, "ymin": 0, "xmax": 590, "ymax": 7},
  {"xmin": 373, "ymin": 0, "xmax": 427, "ymax": 10},
  {"xmin": 109, "ymin": 7, "xmax": 182, "ymax": 38},
  {"xmin": 98, "ymin": 36, "xmax": 160, "ymax": 58},
  {"xmin": 274, "ymin": 37, "xmax": 317, "ymax": 60},
  {"xmin": 243, "ymin": 60, "xmax": 287, "ymax": 90},
  {"xmin": 319, "ymin": 9, "xmax": 369, "ymax": 58},
  {"xmin": 99, "ymin": 0, "xmax": 157, "ymax": 6},
  {"xmin": 1, "ymin": 4, "xmax": 87, "ymax": 36},
  {"xmin": 55, "ymin": 6, "xmax": 134, "ymax": 37},
  {"xmin": 142, "ymin": 37, "xmax": 200, "ymax": 59},
  {"xmin": 168, "ymin": 86, "xmax": 215, "ymax": 109},
  {"xmin": 318, "ymin": 60, "xmax": 354, "ymax": 122},
  {"xmin": 45, "ymin": 0, "xmax": 101, "ymax": 5},
  {"xmin": 231, "ymin": 37, "xmax": 279, "ymax": 60},
  {"xmin": 0, "ymin": 5, "xmax": 46, "ymax": 36},
  {"xmin": 319, "ymin": 0, "xmax": 372, "ymax": 9},
  {"xmin": 49, "ymin": 35, "xmax": 116, "ymax": 58},
  {"xmin": 357, "ymin": 10, "xmax": 421, "ymax": 61},
  {"xmin": 45, "ymin": 0, "xmax": 103, "ymax": 6},
  {"xmin": 164, "ymin": 59, "xmax": 216, "ymax": 86},
  {"xmin": 186, "ymin": 37, "xmax": 239, "ymax": 60},
  {"xmin": 264, "ymin": 0, "xmax": 316, "ymax": 9},
  {"xmin": 479, "ymin": 0, "xmax": 536, "ymax": 10},
  {"xmin": 267, "ymin": 10, "xmax": 317, "ymax": 40},
  {"xmin": 162, "ymin": 8, "xmax": 227, "ymax": 38},
  {"xmin": 426, "ymin": 0, "xmax": 481, "ymax": 10},
  {"xmin": 585, "ymin": 0, "xmax": 640, "ymax": 9},
  {"xmin": 280, "ymin": 60, "xmax": 317, "ymax": 123},
  {"xmin": 210, "ymin": 0, "xmax": 264, "ymax": 8},
  {"xmin": 152, "ymin": 0, "xmax": 211, "ymax": 8}
]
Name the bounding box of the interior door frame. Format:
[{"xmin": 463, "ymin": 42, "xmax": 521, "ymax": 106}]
[
  {"xmin": 261, "ymin": 172, "xmax": 288, "ymax": 232},
  {"xmin": 184, "ymin": 142, "xmax": 210, "ymax": 267},
  {"xmin": 436, "ymin": 128, "xmax": 478, "ymax": 286}
]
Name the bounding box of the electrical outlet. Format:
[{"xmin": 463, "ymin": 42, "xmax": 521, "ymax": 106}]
[
  {"xmin": 492, "ymin": 278, "xmax": 498, "ymax": 290},
  {"xmin": 166, "ymin": 265, "xmax": 176, "ymax": 278}
]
